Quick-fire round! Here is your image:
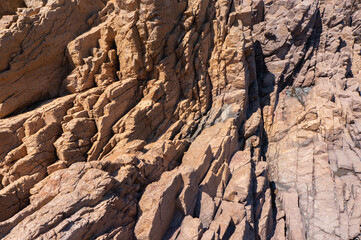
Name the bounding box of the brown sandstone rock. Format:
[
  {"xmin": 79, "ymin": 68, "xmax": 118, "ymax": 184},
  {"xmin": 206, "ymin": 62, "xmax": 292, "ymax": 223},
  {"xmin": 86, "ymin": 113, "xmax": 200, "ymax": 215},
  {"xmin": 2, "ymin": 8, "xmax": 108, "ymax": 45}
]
[
  {"xmin": 0, "ymin": 0, "xmax": 361, "ymax": 239},
  {"xmin": 0, "ymin": 0, "xmax": 105, "ymax": 118}
]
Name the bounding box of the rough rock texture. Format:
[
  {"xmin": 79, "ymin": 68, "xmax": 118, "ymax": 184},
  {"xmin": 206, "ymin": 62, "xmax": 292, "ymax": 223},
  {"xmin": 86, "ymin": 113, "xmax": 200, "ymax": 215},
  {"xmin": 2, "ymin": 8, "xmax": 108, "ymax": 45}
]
[{"xmin": 0, "ymin": 0, "xmax": 360, "ymax": 239}]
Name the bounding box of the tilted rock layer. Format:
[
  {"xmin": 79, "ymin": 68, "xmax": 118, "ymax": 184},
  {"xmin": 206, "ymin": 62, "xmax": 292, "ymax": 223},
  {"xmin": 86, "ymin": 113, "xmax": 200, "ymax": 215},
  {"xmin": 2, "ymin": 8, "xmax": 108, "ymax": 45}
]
[{"xmin": 0, "ymin": 0, "xmax": 360, "ymax": 239}]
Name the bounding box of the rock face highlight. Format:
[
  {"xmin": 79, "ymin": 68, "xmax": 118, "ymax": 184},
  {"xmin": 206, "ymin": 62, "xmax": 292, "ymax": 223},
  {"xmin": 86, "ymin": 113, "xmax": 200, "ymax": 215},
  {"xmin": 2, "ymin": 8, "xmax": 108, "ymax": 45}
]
[{"xmin": 0, "ymin": 0, "xmax": 360, "ymax": 239}]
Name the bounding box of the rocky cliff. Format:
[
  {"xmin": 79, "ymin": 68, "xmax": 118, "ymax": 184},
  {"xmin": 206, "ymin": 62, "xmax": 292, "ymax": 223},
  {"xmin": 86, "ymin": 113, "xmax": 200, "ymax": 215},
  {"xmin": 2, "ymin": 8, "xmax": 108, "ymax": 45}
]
[{"xmin": 0, "ymin": 0, "xmax": 360, "ymax": 239}]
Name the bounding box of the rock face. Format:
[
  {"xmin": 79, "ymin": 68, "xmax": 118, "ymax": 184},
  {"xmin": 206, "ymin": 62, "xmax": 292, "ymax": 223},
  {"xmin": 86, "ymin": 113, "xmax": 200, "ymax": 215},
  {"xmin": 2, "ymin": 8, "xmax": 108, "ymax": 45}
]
[{"xmin": 0, "ymin": 0, "xmax": 360, "ymax": 239}]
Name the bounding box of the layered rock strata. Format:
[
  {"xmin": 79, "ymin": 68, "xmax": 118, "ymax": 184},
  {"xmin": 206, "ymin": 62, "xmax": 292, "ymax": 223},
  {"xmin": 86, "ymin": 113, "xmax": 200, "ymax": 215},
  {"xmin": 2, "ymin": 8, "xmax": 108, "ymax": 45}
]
[{"xmin": 0, "ymin": 0, "xmax": 360, "ymax": 239}]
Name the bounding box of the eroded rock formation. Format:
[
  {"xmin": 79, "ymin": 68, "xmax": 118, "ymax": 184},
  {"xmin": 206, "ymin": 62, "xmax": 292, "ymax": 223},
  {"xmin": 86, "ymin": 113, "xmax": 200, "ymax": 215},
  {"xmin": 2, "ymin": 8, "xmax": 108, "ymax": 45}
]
[{"xmin": 0, "ymin": 0, "xmax": 360, "ymax": 239}]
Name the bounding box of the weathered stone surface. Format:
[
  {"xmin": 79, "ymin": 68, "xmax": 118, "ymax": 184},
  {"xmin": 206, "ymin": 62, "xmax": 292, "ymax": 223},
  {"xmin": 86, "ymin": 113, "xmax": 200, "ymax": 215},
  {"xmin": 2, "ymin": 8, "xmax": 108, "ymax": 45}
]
[
  {"xmin": 0, "ymin": 0, "xmax": 361, "ymax": 239},
  {"xmin": 0, "ymin": 0, "xmax": 105, "ymax": 118},
  {"xmin": 0, "ymin": 0, "xmax": 25, "ymax": 17}
]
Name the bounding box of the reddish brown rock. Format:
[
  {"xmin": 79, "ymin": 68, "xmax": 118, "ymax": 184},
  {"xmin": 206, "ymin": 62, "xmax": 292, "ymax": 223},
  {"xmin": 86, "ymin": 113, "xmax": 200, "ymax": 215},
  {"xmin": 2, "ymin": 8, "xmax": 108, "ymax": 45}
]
[
  {"xmin": 0, "ymin": 0, "xmax": 361, "ymax": 239},
  {"xmin": 0, "ymin": 0, "xmax": 105, "ymax": 118}
]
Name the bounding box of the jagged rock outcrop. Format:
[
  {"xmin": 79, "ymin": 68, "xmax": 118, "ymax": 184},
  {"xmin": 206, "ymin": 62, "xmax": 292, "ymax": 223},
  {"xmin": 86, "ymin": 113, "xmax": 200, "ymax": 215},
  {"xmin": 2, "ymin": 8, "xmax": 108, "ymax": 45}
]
[
  {"xmin": 0, "ymin": 0, "xmax": 360, "ymax": 239},
  {"xmin": 0, "ymin": 0, "xmax": 106, "ymax": 118}
]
